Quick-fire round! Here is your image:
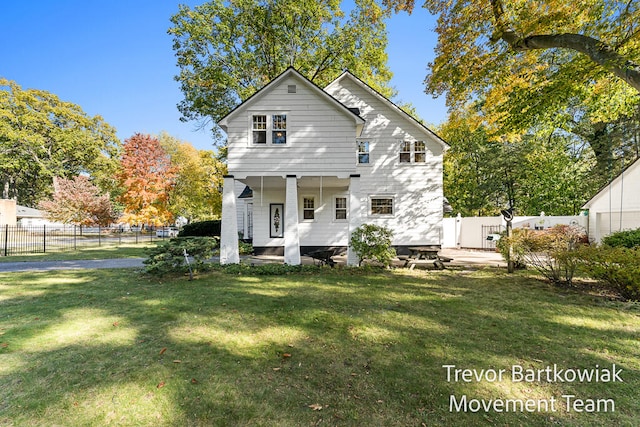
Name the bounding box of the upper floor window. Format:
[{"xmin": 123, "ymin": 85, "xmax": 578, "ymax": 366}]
[
  {"xmin": 415, "ymin": 141, "xmax": 426, "ymax": 162},
  {"xmin": 399, "ymin": 141, "xmax": 412, "ymax": 163},
  {"xmin": 272, "ymin": 114, "xmax": 287, "ymax": 144},
  {"xmin": 251, "ymin": 114, "xmax": 287, "ymax": 145},
  {"xmin": 399, "ymin": 140, "xmax": 426, "ymax": 163},
  {"xmin": 252, "ymin": 115, "xmax": 267, "ymax": 144},
  {"xmin": 357, "ymin": 140, "xmax": 370, "ymax": 164}
]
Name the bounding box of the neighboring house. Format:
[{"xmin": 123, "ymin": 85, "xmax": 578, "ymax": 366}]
[
  {"xmin": 582, "ymin": 157, "xmax": 640, "ymax": 243},
  {"xmin": 218, "ymin": 68, "xmax": 449, "ymax": 265},
  {"xmin": 0, "ymin": 199, "xmax": 17, "ymax": 226}
]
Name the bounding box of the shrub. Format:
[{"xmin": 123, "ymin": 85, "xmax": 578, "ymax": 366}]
[
  {"xmin": 349, "ymin": 224, "xmax": 396, "ymax": 267},
  {"xmin": 239, "ymin": 240, "xmax": 254, "ymax": 255},
  {"xmin": 178, "ymin": 220, "xmax": 221, "ymax": 237},
  {"xmin": 498, "ymin": 225, "xmax": 587, "ymax": 286},
  {"xmin": 144, "ymin": 237, "xmax": 219, "ymax": 275},
  {"xmin": 575, "ymin": 245, "xmax": 640, "ymax": 300},
  {"xmin": 602, "ymin": 228, "xmax": 640, "ymax": 248}
]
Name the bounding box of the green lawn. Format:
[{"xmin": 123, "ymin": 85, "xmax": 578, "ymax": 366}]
[{"xmin": 0, "ymin": 266, "xmax": 638, "ymax": 426}]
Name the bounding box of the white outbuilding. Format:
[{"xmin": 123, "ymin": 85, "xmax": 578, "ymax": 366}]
[{"xmin": 582, "ymin": 157, "xmax": 640, "ymax": 243}]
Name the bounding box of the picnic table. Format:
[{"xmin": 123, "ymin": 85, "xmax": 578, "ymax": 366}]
[{"xmin": 401, "ymin": 246, "xmax": 451, "ymax": 270}]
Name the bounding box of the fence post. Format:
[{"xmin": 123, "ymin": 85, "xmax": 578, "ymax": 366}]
[
  {"xmin": 43, "ymin": 224, "xmax": 46, "ymax": 253},
  {"xmin": 3, "ymin": 224, "xmax": 7, "ymax": 257},
  {"xmin": 99, "ymin": 225, "xmax": 102, "ymax": 247},
  {"xmin": 74, "ymin": 225, "xmax": 77, "ymax": 251}
]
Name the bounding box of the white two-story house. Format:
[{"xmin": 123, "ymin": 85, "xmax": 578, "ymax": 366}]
[{"xmin": 218, "ymin": 68, "xmax": 449, "ymax": 265}]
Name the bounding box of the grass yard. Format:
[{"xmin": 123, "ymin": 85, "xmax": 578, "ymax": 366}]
[{"xmin": 0, "ymin": 266, "xmax": 639, "ymax": 426}]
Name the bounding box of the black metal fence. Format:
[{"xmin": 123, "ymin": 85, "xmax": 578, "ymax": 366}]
[{"xmin": 0, "ymin": 225, "xmax": 177, "ymax": 256}]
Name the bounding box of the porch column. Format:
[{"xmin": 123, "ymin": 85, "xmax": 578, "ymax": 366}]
[
  {"xmin": 220, "ymin": 175, "xmax": 239, "ymax": 264},
  {"xmin": 284, "ymin": 175, "xmax": 301, "ymax": 265},
  {"xmin": 347, "ymin": 174, "xmax": 362, "ymax": 266}
]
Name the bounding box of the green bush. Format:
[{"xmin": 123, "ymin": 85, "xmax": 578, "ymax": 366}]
[
  {"xmin": 575, "ymin": 245, "xmax": 640, "ymax": 300},
  {"xmin": 143, "ymin": 237, "xmax": 219, "ymax": 275},
  {"xmin": 239, "ymin": 240, "xmax": 254, "ymax": 255},
  {"xmin": 602, "ymin": 228, "xmax": 640, "ymax": 248},
  {"xmin": 178, "ymin": 220, "xmax": 221, "ymax": 237},
  {"xmin": 498, "ymin": 225, "xmax": 587, "ymax": 286},
  {"xmin": 349, "ymin": 224, "xmax": 396, "ymax": 267}
]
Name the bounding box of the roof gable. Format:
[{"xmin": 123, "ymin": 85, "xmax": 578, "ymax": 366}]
[
  {"xmin": 324, "ymin": 71, "xmax": 449, "ymax": 150},
  {"xmin": 582, "ymin": 157, "xmax": 640, "ymax": 208},
  {"xmin": 218, "ymin": 67, "xmax": 364, "ymax": 131}
]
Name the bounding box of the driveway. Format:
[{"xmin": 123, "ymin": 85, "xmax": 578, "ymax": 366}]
[{"xmin": 0, "ymin": 258, "xmax": 146, "ymax": 273}]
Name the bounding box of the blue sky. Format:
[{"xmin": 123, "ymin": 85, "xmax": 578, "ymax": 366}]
[{"xmin": 2, "ymin": 1, "xmax": 447, "ymax": 151}]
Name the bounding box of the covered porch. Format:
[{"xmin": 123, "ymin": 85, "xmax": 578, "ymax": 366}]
[{"xmin": 220, "ymin": 173, "xmax": 362, "ymax": 266}]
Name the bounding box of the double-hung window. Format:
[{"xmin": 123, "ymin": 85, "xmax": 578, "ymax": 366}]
[
  {"xmin": 357, "ymin": 140, "xmax": 370, "ymax": 164},
  {"xmin": 414, "ymin": 141, "xmax": 426, "ymax": 162},
  {"xmin": 252, "ymin": 115, "xmax": 267, "ymax": 144},
  {"xmin": 399, "ymin": 141, "xmax": 411, "ymax": 163},
  {"xmin": 251, "ymin": 114, "xmax": 287, "ymax": 145},
  {"xmin": 335, "ymin": 197, "xmax": 347, "ymax": 220},
  {"xmin": 303, "ymin": 197, "xmax": 315, "ymax": 220},
  {"xmin": 272, "ymin": 114, "xmax": 287, "ymax": 144}
]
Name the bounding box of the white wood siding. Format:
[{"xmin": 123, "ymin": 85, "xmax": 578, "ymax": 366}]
[
  {"xmin": 584, "ymin": 159, "xmax": 640, "ymax": 242},
  {"xmin": 249, "ymin": 186, "xmax": 350, "ymax": 248},
  {"xmin": 226, "ymin": 75, "xmax": 358, "ymax": 177},
  {"xmin": 326, "ymin": 77, "xmax": 445, "ymax": 246}
]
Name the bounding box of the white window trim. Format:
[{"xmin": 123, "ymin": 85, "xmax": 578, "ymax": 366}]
[
  {"xmin": 301, "ymin": 195, "xmax": 316, "ymax": 222},
  {"xmin": 369, "ymin": 195, "xmax": 395, "ymax": 217},
  {"xmin": 397, "ymin": 139, "xmax": 428, "ymax": 164},
  {"xmin": 356, "ymin": 139, "xmax": 371, "ymax": 166},
  {"xmin": 248, "ymin": 112, "xmax": 289, "ymax": 146},
  {"xmin": 333, "ymin": 195, "xmax": 349, "ymax": 222}
]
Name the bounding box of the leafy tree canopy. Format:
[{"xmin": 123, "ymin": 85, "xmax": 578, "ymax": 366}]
[
  {"xmin": 169, "ymin": 0, "xmax": 394, "ymax": 142},
  {"xmin": 117, "ymin": 134, "xmax": 177, "ymax": 226},
  {"xmin": 38, "ymin": 175, "xmax": 117, "ymax": 227},
  {"xmin": 384, "ymin": 0, "xmax": 640, "ymax": 136},
  {"xmin": 0, "ymin": 78, "xmax": 121, "ymax": 206},
  {"xmin": 441, "ymin": 106, "xmax": 597, "ymax": 216},
  {"xmin": 158, "ymin": 132, "xmax": 226, "ymax": 222}
]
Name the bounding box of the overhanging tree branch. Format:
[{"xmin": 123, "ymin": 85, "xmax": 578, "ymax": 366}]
[{"xmin": 490, "ymin": 0, "xmax": 640, "ymax": 93}]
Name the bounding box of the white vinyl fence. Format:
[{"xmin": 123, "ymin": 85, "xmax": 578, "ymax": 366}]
[{"xmin": 442, "ymin": 214, "xmax": 588, "ymax": 250}]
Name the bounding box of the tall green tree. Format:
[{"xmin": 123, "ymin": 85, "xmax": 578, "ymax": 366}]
[
  {"xmin": 0, "ymin": 78, "xmax": 121, "ymax": 206},
  {"xmin": 384, "ymin": 0, "xmax": 640, "ymax": 170},
  {"xmin": 169, "ymin": 0, "xmax": 394, "ymax": 142},
  {"xmin": 158, "ymin": 132, "xmax": 226, "ymax": 222},
  {"xmin": 442, "ymin": 107, "xmax": 597, "ymax": 216}
]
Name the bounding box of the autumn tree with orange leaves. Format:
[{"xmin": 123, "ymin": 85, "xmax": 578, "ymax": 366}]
[{"xmin": 117, "ymin": 133, "xmax": 177, "ymax": 226}]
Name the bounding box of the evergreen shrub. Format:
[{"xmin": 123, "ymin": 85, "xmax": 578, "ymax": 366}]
[
  {"xmin": 178, "ymin": 220, "xmax": 222, "ymax": 237},
  {"xmin": 144, "ymin": 237, "xmax": 218, "ymax": 275}
]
